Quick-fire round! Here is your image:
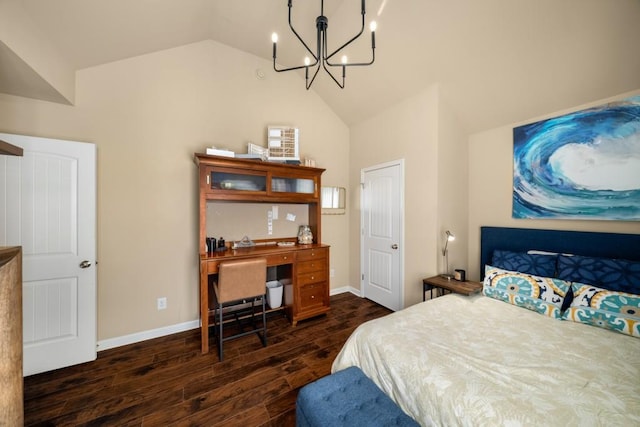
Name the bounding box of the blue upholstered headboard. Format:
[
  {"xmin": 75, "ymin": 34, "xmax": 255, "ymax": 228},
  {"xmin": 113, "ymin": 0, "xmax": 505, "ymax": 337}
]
[{"xmin": 480, "ymin": 226, "xmax": 640, "ymax": 280}]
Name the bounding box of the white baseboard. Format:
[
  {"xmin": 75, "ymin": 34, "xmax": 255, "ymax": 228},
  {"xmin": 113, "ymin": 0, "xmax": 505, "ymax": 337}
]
[
  {"xmin": 98, "ymin": 286, "xmax": 362, "ymax": 352},
  {"xmin": 97, "ymin": 320, "xmax": 200, "ymax": 352},
  {"xmin": 330, "ymin": 286, "xmax": 361, "ymax": 297}
]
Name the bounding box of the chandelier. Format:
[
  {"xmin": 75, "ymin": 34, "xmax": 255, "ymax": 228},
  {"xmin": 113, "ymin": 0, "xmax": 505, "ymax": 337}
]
[{"xmin": 271, "ymin": 0, "xmax": 377, "ymax": 89}]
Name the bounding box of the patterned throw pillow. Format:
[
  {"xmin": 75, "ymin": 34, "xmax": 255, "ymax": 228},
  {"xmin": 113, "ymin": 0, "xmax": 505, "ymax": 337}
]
[
  {"xmin": 483, "ymin": 265, "xmax": 570, "ymax": 319},
  {"xmin": 557, "ymin": 254, "xmax": 640, "ymax": 294},
  {"xmin": 562, "ymin": 283, "xmax": 640, "ymax": 338},
  {"xmin": 491, "ymin": 250, "xmax": 557, "ymax": 278}
]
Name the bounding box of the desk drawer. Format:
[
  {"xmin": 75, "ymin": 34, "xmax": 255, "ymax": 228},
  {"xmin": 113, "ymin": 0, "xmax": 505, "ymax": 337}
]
[
  {"xmin": 266, "ymin": 252, "xmax": 295, "ymax": 266},
  {"xmin": 206, "ymin": 260, "xmax": 220, "ymax": 274},
  {"xmin": 297, "ymin": 270, "xmax": 327, "ymax": 286},
  {"xmin": 296, "ymin": 247, "xmax": 328, "ymax": 262},
  {"xmin": 297, "ymin": 259, "xmax": 326, "ymax": 275},
  {"xmin": 299, "ymin": 282, "xmax": 327, "ymax": 311}
]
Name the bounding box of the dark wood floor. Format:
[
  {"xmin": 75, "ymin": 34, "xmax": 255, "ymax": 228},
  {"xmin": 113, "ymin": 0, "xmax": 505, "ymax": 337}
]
[{"xmin": 24, "ymin": 292, "xmax": 392, "ymax": 426}]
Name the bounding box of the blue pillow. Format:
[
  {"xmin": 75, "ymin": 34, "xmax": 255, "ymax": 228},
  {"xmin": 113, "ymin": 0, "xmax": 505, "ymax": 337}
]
[
  {"xmin": 557, "ymin": 254, "xmax": 640, "ymax": 294},
  {"xmin": 491, "ymin": 249, "xmax": 557, "ymax": 278}
]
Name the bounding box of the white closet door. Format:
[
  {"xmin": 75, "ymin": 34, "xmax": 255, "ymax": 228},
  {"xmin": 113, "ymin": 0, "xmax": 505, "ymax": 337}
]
[{"xmin": 361, "ymin": 160, "xmax": 404, "ymax": 311}]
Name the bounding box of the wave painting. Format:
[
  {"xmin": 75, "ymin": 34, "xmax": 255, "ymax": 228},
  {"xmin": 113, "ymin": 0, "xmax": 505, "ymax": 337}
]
[{"xmin": 513, "ymin": 96, "xmax": 640, "ymax": 220}]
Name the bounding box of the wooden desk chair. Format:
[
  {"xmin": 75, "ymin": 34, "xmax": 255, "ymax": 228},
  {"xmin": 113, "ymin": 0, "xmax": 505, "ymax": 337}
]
[{"xmin": 211, "ymin": 257, "xmax": 267, "ymax": 361}]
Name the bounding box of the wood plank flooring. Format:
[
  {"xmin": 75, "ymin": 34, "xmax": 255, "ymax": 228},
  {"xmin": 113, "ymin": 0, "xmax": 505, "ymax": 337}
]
[{"xmin": 24, "ymin": 292, "xmax": 392, "ymax": 426}]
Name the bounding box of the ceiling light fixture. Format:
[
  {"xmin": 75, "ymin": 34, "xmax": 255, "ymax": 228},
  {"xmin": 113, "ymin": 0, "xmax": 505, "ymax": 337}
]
[{"xmin": 271, "ymin": 0, "xmax": 377, "ymax": 90}]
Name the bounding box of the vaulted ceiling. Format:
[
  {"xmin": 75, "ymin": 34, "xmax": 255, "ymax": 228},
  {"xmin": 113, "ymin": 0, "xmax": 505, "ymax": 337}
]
[{"xmin": 2, "ymin": 0, "xmax": 640, "ymax": 132}]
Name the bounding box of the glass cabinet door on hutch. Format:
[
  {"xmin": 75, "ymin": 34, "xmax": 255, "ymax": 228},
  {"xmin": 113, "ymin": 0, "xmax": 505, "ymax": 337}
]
[
  {"xmin": 205, "ymin": 167, "xmax": 267, "ymax": 194},
  {"xmin": 271, "ymin": 176, "xmax": 316, "ymax": 195}
]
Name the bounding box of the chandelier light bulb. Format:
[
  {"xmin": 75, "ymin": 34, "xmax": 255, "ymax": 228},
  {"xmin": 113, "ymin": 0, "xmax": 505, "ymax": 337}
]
[
  {"xmin": 271, "ymin": 33, "xmax": 278, "ymax": 43},
  {"xmin": 370, "ymin": 21, "xmax": 377, "ymax": 32},
  {"xmin": 304, "ymin": 57, "xmax": 311, "ymax": 66},
  {"xmin": 341, "ymin": 55, "xmax": 348, "ymax": 65}
]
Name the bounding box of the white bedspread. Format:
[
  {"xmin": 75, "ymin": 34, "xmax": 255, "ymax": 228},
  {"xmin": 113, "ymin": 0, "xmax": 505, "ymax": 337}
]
[{"xmin": 332, "ymin": 294, "xmax": 640, "ymax": 426}]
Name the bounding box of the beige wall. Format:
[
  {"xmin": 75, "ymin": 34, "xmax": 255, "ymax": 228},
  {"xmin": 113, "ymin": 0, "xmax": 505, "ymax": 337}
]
[
  {"xmin": 467, "ymin": 89, "xmax": 640, "ymax": 281},
  {"xmin": 349, "ymin": 85, "xmax": 468, "ymax": 308},
  {"xmin": 0, "ymin": 1, "xmax": 74, "ymax": 103},
  {"xmin": 436, "ymin": 93, "xmax": 470, "ymax": 278},
  {"xmin": 0, "ymin": 40, "xmax": 350, "ymax": 341}
]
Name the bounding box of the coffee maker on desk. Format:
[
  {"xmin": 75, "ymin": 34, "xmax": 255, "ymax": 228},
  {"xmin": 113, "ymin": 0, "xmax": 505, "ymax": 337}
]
[
  {"xmin": 206, "ymin": 237, "xmax": 216, "ymax": 255},
  {"xmin": 206, "ymin": 236, "xmax": 226, "ymax": 254}
]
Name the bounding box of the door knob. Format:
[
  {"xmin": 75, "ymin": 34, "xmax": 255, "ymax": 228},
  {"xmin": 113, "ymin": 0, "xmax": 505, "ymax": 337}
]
[
  {"xmin": 79, "ymin": 260, "xmax": 92, "ymax": 269},
  {"xmin": 391, "ymin": 244, "xmax": 398, "ymax": 249}
]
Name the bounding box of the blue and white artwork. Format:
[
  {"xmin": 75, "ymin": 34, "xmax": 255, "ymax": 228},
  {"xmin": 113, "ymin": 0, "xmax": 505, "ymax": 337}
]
[{"xmin": 513, "ymin": 96, "xmax": 640, "ymax": 220}]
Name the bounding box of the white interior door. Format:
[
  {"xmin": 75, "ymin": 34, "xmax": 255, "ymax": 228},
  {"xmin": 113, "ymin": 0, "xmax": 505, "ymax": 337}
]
[
  {"xmin": 361, "ymin": 160, "xmax": 403, "ymax": 311},
  {"xmin": 0, "ymin": 133, "xmax": 96, "ymax": 376}
]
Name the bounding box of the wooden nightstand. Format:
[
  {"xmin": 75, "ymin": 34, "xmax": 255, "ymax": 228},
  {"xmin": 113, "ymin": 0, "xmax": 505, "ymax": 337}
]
[{"xmin": 422, "ymin": 275, "xmax": 482, "ymax": 301}]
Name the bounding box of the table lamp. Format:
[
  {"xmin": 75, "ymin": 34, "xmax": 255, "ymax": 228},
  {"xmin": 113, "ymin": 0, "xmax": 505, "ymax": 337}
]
[{"xmin": 441, "ymin": 230, "xmax": 455, "ymax": 279}]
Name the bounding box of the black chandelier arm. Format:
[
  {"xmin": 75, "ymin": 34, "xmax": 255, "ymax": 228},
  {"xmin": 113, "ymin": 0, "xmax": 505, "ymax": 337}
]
[
  {"xmin": 321, "ymin": 59, "xmax": 345, "ymax": 89},
  {"xmin": 286, "ymin": 0, "xmax": 319, "ymax": 61},
  {"xmin": 326, "ymin": 48, "xmax": 375, "ymax": 68},
  {"xmin": 273, "ymin": 46, "xmax": 319, "ymax": 73},
  {"xmin": 305, "ymin": 63, "xmax": 322, "ymax": 90},
  {"xmin": 325, "ymin": 13, "xmax": 366, "ymax": 62},
  {"xmin": 273, "ymin": 61, "xmax": 310, "ymax": 74}
]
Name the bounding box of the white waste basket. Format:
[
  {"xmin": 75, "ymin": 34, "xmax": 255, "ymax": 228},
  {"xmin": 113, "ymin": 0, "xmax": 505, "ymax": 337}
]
[{"xmin": 266, "ymin": 280, "xmax": 283, "ymax": 309}]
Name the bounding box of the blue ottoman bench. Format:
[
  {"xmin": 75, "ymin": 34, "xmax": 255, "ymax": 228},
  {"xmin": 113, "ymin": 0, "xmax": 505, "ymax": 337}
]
[{"xmin": 296, "ymin": 366, "xmax": 420, "ymax": 427}]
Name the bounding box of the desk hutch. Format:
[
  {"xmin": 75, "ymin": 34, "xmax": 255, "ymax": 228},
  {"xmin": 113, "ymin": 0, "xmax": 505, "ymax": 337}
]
[{"xmin": 195, "ymin": 154, "xmax": 330, "ymax": 354}]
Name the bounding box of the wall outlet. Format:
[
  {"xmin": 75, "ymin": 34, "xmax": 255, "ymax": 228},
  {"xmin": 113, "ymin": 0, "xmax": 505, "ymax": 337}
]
[
  {"xmin": 157, "ymin": 297, "xmax": 167, "ymax": 310},
  {"xmin": 330, "ymin": 269, "xmax": 335, "ymax": 278}
]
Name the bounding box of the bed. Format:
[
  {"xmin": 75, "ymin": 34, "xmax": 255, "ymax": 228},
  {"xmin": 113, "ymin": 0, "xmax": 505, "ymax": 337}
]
[{"xmin": 332, "ymin": 227, "xmax": 640, "ymax": 426}]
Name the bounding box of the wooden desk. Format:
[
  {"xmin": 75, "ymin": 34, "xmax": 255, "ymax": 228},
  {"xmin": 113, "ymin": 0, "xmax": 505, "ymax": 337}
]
[
  {"xmin": 422, "ymin": 275, "xmax": 482, "ymax": 301},
  {"xmin": 195, "ymin": 154, "xmax": 330, "ymax": 354},
  {"xmin": 199, "ymin": 244, "xmax": 330, "ymax": 354}
]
